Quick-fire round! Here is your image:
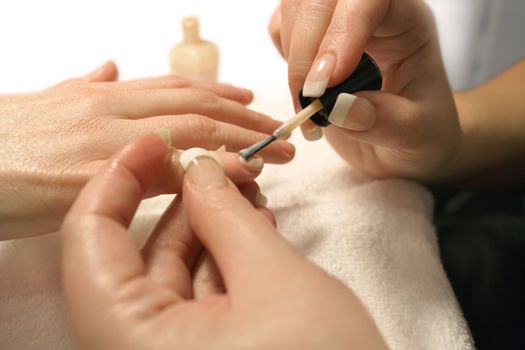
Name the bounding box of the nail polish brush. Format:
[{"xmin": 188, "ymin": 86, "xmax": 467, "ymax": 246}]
[{"xmin": 239, "ymin": 53, "xmax": 382, "ymax": 160}]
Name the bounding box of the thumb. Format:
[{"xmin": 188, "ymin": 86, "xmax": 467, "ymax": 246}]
[
  {"xmin": 324, "ymin": 91, "xmax": 423, "ymax": 149},
  {"xmin": 181, "ymin": 149, "xmax": 301, "ymax": 295}
]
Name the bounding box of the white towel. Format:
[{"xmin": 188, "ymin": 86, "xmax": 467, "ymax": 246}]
[{"xmin": 260, "ymin": 135, "xmax": 474, "ymax": 349}]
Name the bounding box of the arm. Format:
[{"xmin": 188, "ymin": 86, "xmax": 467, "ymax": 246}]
[{"xmin": 444, "ymin": 59, "xmax": 525, "ymax": 186}]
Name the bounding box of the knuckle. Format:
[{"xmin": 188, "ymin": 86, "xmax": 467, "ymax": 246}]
[
  {"xmin": 166, "ymin": 75, "xmax": 189, "ymax": 88},
  {"xmin": 307, "ymin": 0, "xmax": 335, "ymax": 16},
  {"xmin": 73, "ymin": 86, "xmax": 108, "ymax": 112},
  {"xmin": 191, "ymin": 89, "xmax": 219, "ymax": 107},
  {"xmin": 398, "ymin": 102, "xmax": 424, "ymax": 149},
  {"xmin": 182, "ymin": 114, "xmax": 220, "ymax": 138}
]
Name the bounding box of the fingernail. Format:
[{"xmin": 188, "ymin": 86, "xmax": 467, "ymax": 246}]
[
  {"xmin": 328, "ymin": 93, "xmax": 376, "ymax": 131},
  {"xmin": 239, "ymin": 155, "xmax": 264, "ymax": 172},
  {"xmin": 215, "ymin": 145, "xmax": 226, "ymax": 152},
  {"xmin": 303, "ymin": 53, "xmax": 336, "ymax": 97},
  {"xmin": 254, "ymin": 192, "xmax": 268, "ymax": 208},
  {"xmin": 301, "ymin": 125, "xmax": 323, "ymax": 141},
  {"xmin": 154, "ymin": 128, "xmax": 171, "ymax": 146},
  {"xmin": 180, "ymin": 148, "xmax": 228, "ymax": 190}
]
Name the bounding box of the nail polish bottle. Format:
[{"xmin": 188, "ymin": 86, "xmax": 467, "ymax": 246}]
[
  {"xmin": 299, "ymin": 53, "xmax": 382, "ymax": 126},
  {"xmin": 170, "ymin": 16, "xmax": 220, "ymax": 82}
]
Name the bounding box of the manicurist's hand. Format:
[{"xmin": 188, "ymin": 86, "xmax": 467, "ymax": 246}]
[
  {"xmin": 60, "ymin": 135, "xmax": 387, "ymax": 350},
  {"xmin": 0, "ymin": 62, "xmax": 294, "ymax": 239},
  {"xmin": 269, "ymin": 0, "xmax": 461, "ymax": 181}
]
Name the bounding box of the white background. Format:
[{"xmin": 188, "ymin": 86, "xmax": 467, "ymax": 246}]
[{"xmin": 1, "ymin": 0, "xmax": 524, "ymax": 95}]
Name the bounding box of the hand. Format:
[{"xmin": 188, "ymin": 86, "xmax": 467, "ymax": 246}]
[
  {"xmin": 0, "ymin": 64, "xmax": 294, "ymax": 239},
  {"xmin": 270, "ymin": 0, "xmax": 461, "ymax": 181},
  {"xmin": 60, "ymin": 135, "xmax": 386, "ymax": 350}
]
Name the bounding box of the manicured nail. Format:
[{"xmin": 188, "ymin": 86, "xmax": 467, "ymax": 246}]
[
  {"xmin": 154, "ymin": 128, "xmax": 171, "ymax": 146},
  {"xmin": 254, "ymin": 192, "xmax": 268, "ymax": 208},
  {"xmin": 180, "ymin": 148, "xmax": 228, "ymax": 190},
  {"xmin": 239, "ymin": 155, "xmax": 264, "ymax": 171},
  {"xmin": 328, "ymin": 93, "xmax": 376, "ymax": 131},
  {"xmin": 301, "ymin": 125, "xmax": 323, "ymax": 141},
  {"xmin": 303, "ymin": 53, "xmax": 336, "ymax": 97}
]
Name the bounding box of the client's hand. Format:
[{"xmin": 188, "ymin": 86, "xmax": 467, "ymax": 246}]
[
  {"xmin": 61, "ymin": 135, "xmax": 386, "ymax": 350},
  {"xmin": 0, "ymin": 63, "xmax": 294, "ymax": 239}
]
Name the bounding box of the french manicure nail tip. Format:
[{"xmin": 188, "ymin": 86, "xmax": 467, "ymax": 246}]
[
  {"xmin": 328, "ymin": 93, "xmax": 376, "ymax": 131},
  {"xmin": 303, "ymin": 53, "xmax": 336, "ymax": 97},
  {"xmin": 328, "ymin": 93, "xmax": 357, "ymax": 127},
  {"xmin": 303, "ymin": 79, "xmax": 330, "ymax": 98},
  {"xmin": 179, "ymin": 147, "xmax": 214, "ymax": 171}
]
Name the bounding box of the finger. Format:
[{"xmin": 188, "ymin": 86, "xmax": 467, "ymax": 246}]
[
  {"xmin": 142, "ymin": 196, "xmax": 202, "ymax": 298},
  {"xmin": 97, "ymin": 76, "xmax": 253, "ymax": 105},
  {"xmin": 52, "ymin": 61, "xmax": 119, "ymax": 88},
  {"xmin": 75, "ymin": 150, "xmax": 268, "ymax": 199},
  {"xmin": 182, "ymin": 151, "xmax": 302, "ymax": 294},
  {"xmin": 61, "ymin": 135, "xmax": 176, "ymax": 315},
  {"xmin": 268, "ymin": 5, "xmax": 284, "ymax": 58},
  {"xmin": 324, "ymin": 91, "xmax": 421, "ymax": 148},
  {"xmin": 280, "ymin": 0, "xmax": 302, "ymax": 59},
  {"xmin": 116, "ymin": 115, "xmax": 295, "ymax": 164},
  {"xmin": 192, "ymin": 252, "xmax": 224, "ymax": 299},
  {"xmin": 106, "ymin": 88, "xmax": 280, "ymax": 135},
  {"xmin": 192, "ymin": 181, "xmax": 276, "ymax": 299},
  {"xmin": 316, "ymin": 0, "xmax": 388, "ymax": 87},
  {"xmin": 287, "ymin": 0, "xmax": 337, "ymax": 103},
  {"xmin": 322, "ymin": 91, "xmax": 450, "ymax": 177},
  {"xmin": 154, "ymin": 148, "xmax": 267, "ymax": 197},
  {"xmin": 300, "ymin": 120, "xmax": 323, "ymax": 141}
]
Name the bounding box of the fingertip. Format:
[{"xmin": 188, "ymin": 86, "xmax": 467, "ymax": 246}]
[{"xmin": 85, "ymin": 60, "xmax": 119, "ymax": 82}]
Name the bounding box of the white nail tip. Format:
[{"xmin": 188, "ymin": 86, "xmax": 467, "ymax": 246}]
[
  {"xmin": 179, "ymin": 147, "xmax": 214, "ymax": 171},
  {"xmin": 328, "ymin": 93, "xmax": 357, "ymax": 127},
  {"xmin": 303, "ymin": 78, "xmax": 329, "ymax": 97}
]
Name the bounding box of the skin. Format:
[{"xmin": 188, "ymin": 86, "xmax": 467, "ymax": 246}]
[
  {"xmin": 61, "ymin": 135, "xmax": 387, "ymax": 350},
  {"xmin": 0, "ymin": 62, "xmax": 295, "ymax": 239},
  {"xmin": 271, "ymin": 0, "xmax": 525, "ymax": 187},
  {"xmin": 270, "ymin": 0, "xmax": 460, "ymax": 180}
]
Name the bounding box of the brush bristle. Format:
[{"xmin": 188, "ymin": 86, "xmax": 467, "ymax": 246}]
[{"xmin": 239, "ymin": 135, "xmax": 277, "ymax": 160}]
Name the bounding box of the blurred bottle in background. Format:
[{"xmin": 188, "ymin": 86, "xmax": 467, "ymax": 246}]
[{"xmin": 170, "ymin": 16, "xmax": 219, "ymax": 82}]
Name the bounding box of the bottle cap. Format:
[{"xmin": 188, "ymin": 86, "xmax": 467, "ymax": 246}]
[
  {"xmin": 182, "ymin": 16, "xmax": 200, "ymax": 43},
  {"xmin": 299, "ymin": 53, "xmax": 382, "ymax": 126}
]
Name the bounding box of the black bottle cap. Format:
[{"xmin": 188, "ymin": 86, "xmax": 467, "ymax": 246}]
[{"xmin": 298, "ymin": 53, "xmax": 382, "ymax": 127}]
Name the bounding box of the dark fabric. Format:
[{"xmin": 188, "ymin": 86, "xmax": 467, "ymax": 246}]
[{"xmin": 428, "ymin": 185, "xmax": 525, "ymax": 350}]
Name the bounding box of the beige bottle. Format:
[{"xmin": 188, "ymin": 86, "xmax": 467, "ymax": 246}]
[{"xmin": 170, "ymin": 17, "xmax": 219, "ymax": 82}]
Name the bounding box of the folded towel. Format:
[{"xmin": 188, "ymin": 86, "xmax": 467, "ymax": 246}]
[{"xmin": 260, "ymin": 135, "xmax": 474, "ymax": 349}]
